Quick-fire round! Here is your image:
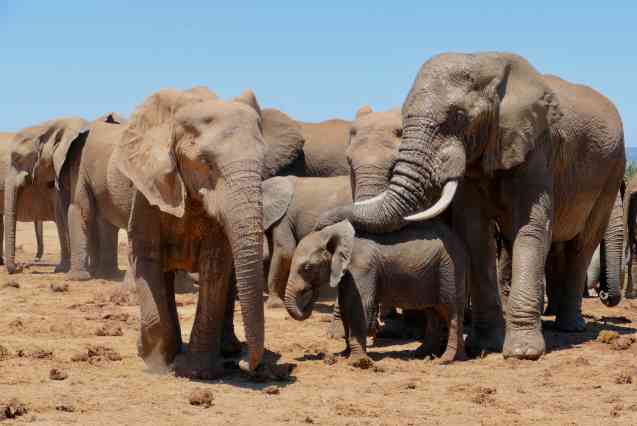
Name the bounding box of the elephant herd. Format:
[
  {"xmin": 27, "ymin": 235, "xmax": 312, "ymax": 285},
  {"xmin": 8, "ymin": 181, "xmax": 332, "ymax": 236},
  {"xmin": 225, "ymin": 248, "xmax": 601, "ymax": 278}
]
[{"xmin": 1, "ymin": 52, "xmax": 631, "ymax": 380}]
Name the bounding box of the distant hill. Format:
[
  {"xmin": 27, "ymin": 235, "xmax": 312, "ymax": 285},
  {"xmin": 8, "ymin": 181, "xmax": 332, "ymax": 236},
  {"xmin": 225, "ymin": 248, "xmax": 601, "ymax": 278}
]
[{"xmin": 628, "ymin": 147, "xmax": 637, "ymax": 164}]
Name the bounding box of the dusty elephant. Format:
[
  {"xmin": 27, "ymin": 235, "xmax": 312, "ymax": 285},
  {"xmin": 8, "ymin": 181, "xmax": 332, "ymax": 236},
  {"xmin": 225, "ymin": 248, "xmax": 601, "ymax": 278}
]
[
  {"xmin": 623, "ymin": 173, "xmax": 637, "ymax": 298},
  {"xmin": 318, "ymin": 52, "xmax": 625, "ymax": 360},
  {"xmin": 116, "ymin": 87, "xmax": 304, "ymax": 379},
  {"xmin": 263, "ymin": 110, "xmax": 351, "ymax": 177},
  {"xmin": 54, "ymin": 112, "xmax": 131, "ymax": 280},
  {"xmin": 4, "ymin": 118, "xmax": 88, "ymax": 273},
  {"xmin": 285, "ymin": 220, "xmax": 468, "ymax": 366},
  {"xmin": 0, "ymin": 132, "xmax": 45, "ymax": 264}
]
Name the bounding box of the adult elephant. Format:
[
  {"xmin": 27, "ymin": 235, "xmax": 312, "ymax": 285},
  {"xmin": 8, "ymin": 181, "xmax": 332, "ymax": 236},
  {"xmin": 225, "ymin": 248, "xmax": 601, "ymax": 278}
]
[
  {"xmin": 623, "ymin": 173, "xmax": 637, "ymax": 298},
  {"xmin": 318, "ymin": 52, "xmax": 625, "ymax": 360},
  {"xmin": 264, "ymin": 110, "xmax": 350, "ymax": 177},
  {"xmin": 59, "ymin": 89, "xmax": 303, "ymax": 282},
  {"xmin": 4, "ymin": 118, "xmax": 87, "ymax": 273},
  {"xmin": 262, "ymin": 106, "xmax": 402, "ymax": 309},
  {"xmin": 0, "ymin": 132, "xmax": 45, "ymax": 264},
  {"xmin": 115, "ymin": 87, "xmax": 303, "ymax": 379},
  {"xmin": 56, "ymin": 113, "xmax": 130, "ymax": 280}
]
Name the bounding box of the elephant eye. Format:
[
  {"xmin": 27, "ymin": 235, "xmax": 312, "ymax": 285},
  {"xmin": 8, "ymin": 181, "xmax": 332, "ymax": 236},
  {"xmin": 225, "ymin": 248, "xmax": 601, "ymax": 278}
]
[
  {"xmin": 393, "ymin": 128, "xmax": 403, "ymax": 138},
  {"xmin": 349, "ymin": 128, "xmax": 357, "ymax": 137},
  {"xmin": 450, "ymin": 108, "xmax": 468, "ymax": 126},
  {"xmin": 303, "ymin": 263, "xmax": 314, "ymax": 273}
]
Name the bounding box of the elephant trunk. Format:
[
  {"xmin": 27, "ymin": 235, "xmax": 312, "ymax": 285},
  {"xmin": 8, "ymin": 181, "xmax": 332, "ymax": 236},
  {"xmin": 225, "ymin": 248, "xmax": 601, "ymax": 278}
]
[
  {"xmin": 352, "ymin": 163, "xmax": 390, "ymax": 202},
  {"xmin": 4, "ymin": 171, "xmax": 27, "ymax": 273},
  {"xmin": 218, "ymin": 161, "xmax": 265, "ymax": 372},
  {"xmin": 347, "ymin": 122, "xmax": 442, "ymax": 233},
  {"xmin": 284, "ymin": 278, "xmax": 318, "ymax": 321},
  {"xmin": 599, "ymin": 192, "xmax": 623, "ymax": 306}
]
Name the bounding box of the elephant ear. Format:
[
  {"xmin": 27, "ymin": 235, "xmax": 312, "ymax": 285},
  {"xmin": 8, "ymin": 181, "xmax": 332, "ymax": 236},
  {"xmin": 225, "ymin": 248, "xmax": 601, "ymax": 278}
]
[
  {"xmin": 481, "ymin": 54, "xmax": 563, "ymax": 173},
  {"xmin": 34, "ymin": 117, "xmax": 88, "ymax": 181},
  {"xmin": 321, "ymin": 220, "xmax": 355, "ymax": 288},
  {"xmin": 262, "ymin": 176, "xmax": 295, "ymax": 231},
  {"xmin": 260, "ymin": 108, "xmax": 305, "ymax": 179},
  {"xmin": 115, "ymin": 89, "xmax": 194, "ymax": 217}
]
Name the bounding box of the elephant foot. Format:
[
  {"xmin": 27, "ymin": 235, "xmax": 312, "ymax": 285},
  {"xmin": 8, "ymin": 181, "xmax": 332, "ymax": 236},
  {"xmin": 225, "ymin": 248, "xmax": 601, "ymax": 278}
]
[
  {"xmin": 502, "ymin": 327, "xmax": 545, "ymax": 360},
  {"xmin": 96, "ymin": 268, "xmax": 125, "ymax": 281},
  {"xmin": 54, "ymin": 262, "xmax": 70, "ymax": 273},
  {"xmin": 625, "ymin": 289, "xmax": 637, "ymax": 299},
  {"xmin": 66, "ymin": 270, "xmax": 92, "ymax": 281},
  {"xmin": 414, "ymin": 340, "xmax": 439, "ymax": 359},
  {"xmin": 6, "ymin": 262, "xmax": 23, "ymax": 274},
  {"xmin": 326, "ymin": 319, "xmax": 346, "ymax": 340},
  {"xmin": 221, "ymin": 331, "xmax": 242, "ymax": 357},
  {"xmin": 174, "ymin": 351, "xmax": 224, "ymax": 380},
  {"xmin": 554, "ymin": 311, "xmax": 586, "ymax": 332},
  {"xmin": 465, "ymin": 325, "xmax": 504, "ymax": 357},
  {"xmin": 436, "ymin": 348, "xmax": 468, "ymax": 365},
  {"xmin": 348, "ymin": 354, "xmax": 373, "ymax": 369},
  {"xmin": 265, "ymin": 295, "xmax": 285, "ymax": 309}
]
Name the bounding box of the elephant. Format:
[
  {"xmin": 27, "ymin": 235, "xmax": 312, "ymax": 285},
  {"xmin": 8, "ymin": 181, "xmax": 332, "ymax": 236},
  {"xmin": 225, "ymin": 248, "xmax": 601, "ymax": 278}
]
[
  {"xmin": 4, "ymin": 118, "xmax": 88, "ymax": 273},
  {"xmin": 55, "ymin": 112, "xmax": 131, "ymax": 280},
  {"xmin": 285, "ymin": 219, "xmax": 467, "ymax": 366},
  {"xmin": 585, "ymin": 245, "xmax": 601, "ymax": 294},
  {"xmin": 0, "ymin": 132, "xmax": 44, "ymax": 264},
  {"xmin": 262, "ymin": 175, "xmax": 352, "ymax": 309},
  {"xmin": 114, "ymin": 87, "xmax": 304, "ymax": 379},
  {"xmin": 317, "ymin": 52, "xmax": 625, "ymax": 360},
  {"xmin": 264, "ymin": 110, "xmax": 350, "ymax": 177},
  {"xmin": 623, "ymin": 173, "xmax": 637, "ymax": 298}
]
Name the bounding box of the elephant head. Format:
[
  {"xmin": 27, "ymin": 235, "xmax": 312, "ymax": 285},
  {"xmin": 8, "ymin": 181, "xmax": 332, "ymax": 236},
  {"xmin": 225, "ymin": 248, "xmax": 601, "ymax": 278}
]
[
  {"xmin": 4, "ymin": 117, "xmax": 87, "ymax": 272},
  {"xmin": 344, "ymin": 53, "xmax": 562, "ymax": 232},
  {"xmin": 115, "ymin": 87, "xmax": 300, "ymax": 372},
  {"xmin": 285, "ymin": 220, "xmax": 354, "ymax": 320},
  {"xmin": 347, "ymin": 106, "xmax": 401, "ymax": 202}
]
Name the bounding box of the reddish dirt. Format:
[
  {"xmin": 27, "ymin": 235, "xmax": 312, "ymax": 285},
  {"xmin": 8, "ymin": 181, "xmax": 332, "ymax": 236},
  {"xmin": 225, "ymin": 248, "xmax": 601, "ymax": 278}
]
[{"xmin": 1, "ymin": 222, "xmax": 637, "ymax": 425}]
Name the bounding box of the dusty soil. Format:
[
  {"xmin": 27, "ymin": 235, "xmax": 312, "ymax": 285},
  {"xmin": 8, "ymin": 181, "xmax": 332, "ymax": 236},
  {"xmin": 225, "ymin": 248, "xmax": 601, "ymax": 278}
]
[{"xmin": 1, "ymin": 223, "xmax": 637, "ymax": 425}]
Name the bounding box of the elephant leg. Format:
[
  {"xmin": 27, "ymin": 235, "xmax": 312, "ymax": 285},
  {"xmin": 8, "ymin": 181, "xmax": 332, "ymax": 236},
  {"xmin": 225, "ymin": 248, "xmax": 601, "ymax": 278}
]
[
  {"xmin": 453, "ymin": 182, "xmax": 503, "ymax": 356},
  {"xmin": 544, "ymin": 243, "xmax": 566, "ymax": 316},
  {"xmin": 502, "ymin": 160, "xmax": 553, "ymax": 360},
  {"xmin": 0, "ymin": 214, "xmax": 4, "ymax": 265},
  {"xmin": 221, "ymin": 272, "xmax": 242, "ymax": 356},
  {"xmin": 327, "ymin": 297, "xmax": 346, "ymax": 339},
  {"xmin": 176, "ymin": 237, "xmax": 232, "ymax": 380},
  {"xmin": 338, "ymin": 275, "xmax": 372, "ymax": 368},
  {"xmin": 265, "ymin": 224, "xmax": 295, "ymax": 309},
  {"xmin": 415, "ymin": 308, "xmax": 445, "ymax": 358},
  {"xmin": 95, "ymin": 219, "xmax": 120, "ymax": 279},
  {"xmin": 54, "ymin": 194, "xmax": 70, "ymax": 272},
  {"xmin": 497, "ymin": 235, "xmax": 513, "ymax": 313},
  {"xmin": 34, "ymin": 221, "xmax": 43, "ymax": 261},
  {"xmin": 628, "ymin": 242, "xmax": 637, "ymax": 299},
  {"xmin": 438, "ymin": 304, "xmax": 467, "ymax": 364},
  {"xmin": 553, "ymin": 239, "xmax": 592, "ymax": 332},
  {"xmin": 67, "ymin": 180, "xmax": 97, "ymax": 280}
]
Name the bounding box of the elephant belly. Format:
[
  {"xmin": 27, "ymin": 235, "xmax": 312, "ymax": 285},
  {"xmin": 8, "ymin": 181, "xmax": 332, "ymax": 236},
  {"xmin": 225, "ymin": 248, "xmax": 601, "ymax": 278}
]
[{"xmin": 378, "ymin": 274, "xmax": 440, "ymax": 309}]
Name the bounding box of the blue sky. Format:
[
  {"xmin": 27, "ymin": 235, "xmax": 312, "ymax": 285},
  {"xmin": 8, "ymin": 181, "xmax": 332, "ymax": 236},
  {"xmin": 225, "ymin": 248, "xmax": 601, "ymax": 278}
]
[{"xmin": 1, "ymin": 2, "xmax": 635, "ymax": 145}]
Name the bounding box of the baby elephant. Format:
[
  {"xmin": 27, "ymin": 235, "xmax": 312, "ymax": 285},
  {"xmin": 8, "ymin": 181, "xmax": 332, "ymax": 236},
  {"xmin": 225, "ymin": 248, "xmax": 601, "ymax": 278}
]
[{"xmin": 285, "ymin": 220, "xmax": 467, "ymax": 366}]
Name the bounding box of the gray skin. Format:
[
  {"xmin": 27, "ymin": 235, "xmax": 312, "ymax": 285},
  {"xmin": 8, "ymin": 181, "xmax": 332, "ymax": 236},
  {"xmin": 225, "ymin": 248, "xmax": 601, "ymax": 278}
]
[
  {"xmin": 586, "ymin": 245, "xmax": 601, "ymax": 292},
  {"xmin": 4, "ymin": 118, "xmax": 88, "ymax": 274},
  {"xmin": 285, "ymin": 220, "xmax": 467, "ymax": 366},
  {"xmin": 57, "ymin": 113, "xmax": 132, "ymax": 281},
  {"xmin": 623, "ymin": 173, "xmax": 637, "ymax": 299},
  {"xmin": 116, "ymin": 87, "xmax": 304, "ymax": 379},
  {"xmin": 266, "ymin": 111, "xmax": 351, "ymax": 177},
  {"xmin": 318, "ymin": 52, "xmax": 625, "ymax": 360},
  {"xmin": 0, "ymin": 133, "xmax": 44, "ymax": 263}
]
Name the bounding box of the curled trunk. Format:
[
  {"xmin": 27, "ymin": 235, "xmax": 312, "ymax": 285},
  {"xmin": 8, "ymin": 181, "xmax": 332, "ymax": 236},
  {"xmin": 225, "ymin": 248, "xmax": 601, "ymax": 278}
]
[
  {"xmin": 284, "ymin": 279, "xmax": 318, "ymax": 321},
  {"xmin": 217, "ymin": 162, "xmax": 265, "ymax": 371},
  {"xmin": 348, "ymin": 124, "xmax": 440, "ymax": 233}
]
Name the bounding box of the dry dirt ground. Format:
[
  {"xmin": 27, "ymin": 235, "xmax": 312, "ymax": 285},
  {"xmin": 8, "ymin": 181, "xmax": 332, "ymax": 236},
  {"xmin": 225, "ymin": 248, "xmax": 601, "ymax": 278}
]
[{"xmin": 1, "ymin": 223, "xmax": 637, "ymax": 425}]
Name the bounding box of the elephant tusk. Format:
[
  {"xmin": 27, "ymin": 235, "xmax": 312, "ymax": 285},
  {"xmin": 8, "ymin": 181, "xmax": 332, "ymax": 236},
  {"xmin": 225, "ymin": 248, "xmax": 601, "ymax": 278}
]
[
  {"xmin": 404, "ymin": 180, "xmax": 458, "ymax": 222},
  {"xmin": 353, "ymin": 192, "xmax": 385, "ymax": 207}
]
